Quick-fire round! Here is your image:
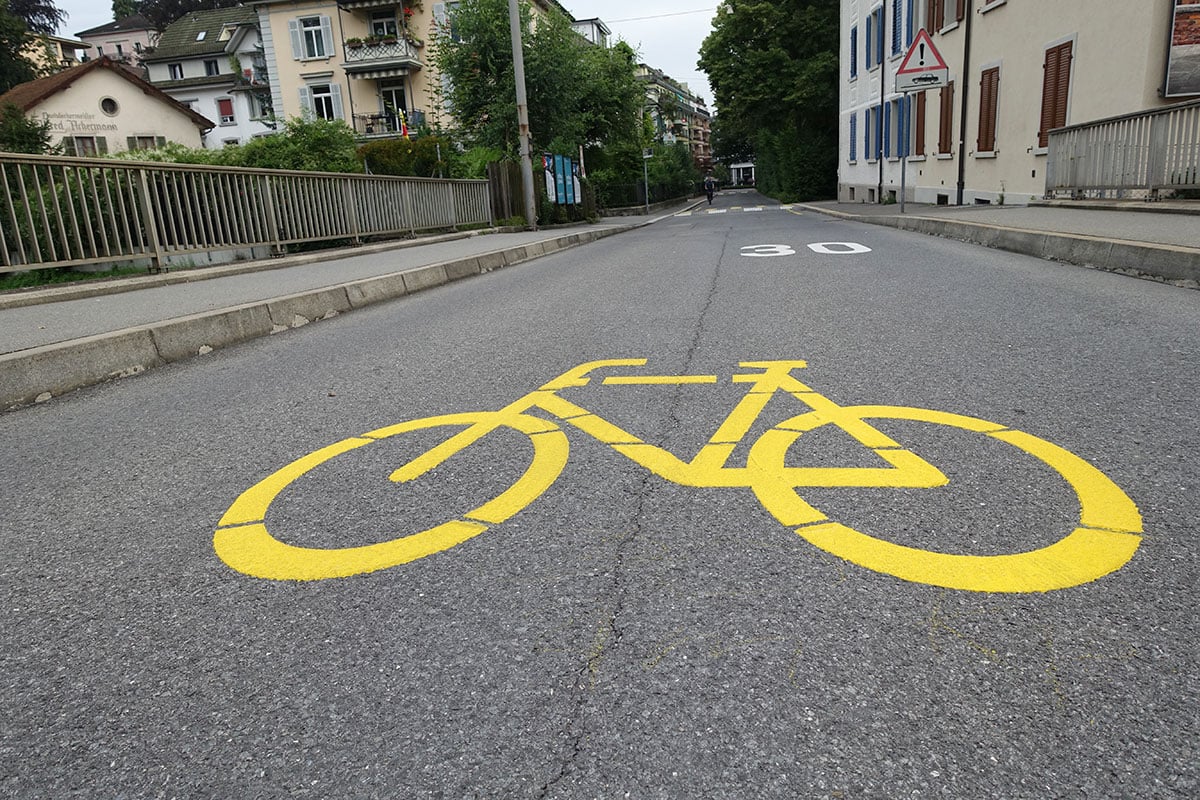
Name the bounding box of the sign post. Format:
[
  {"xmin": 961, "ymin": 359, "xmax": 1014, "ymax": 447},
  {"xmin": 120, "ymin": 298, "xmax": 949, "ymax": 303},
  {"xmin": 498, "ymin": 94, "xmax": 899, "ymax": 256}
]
[{"xmin": 895, "ymin": 30, "xmax": 949, "ymax": 214}]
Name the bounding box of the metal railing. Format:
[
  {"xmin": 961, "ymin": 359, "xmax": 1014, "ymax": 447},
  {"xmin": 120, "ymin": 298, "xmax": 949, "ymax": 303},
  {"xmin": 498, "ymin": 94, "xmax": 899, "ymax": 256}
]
[
  {"xmin": 1046, "ymin": 99, "xmax": 1200, "ymax": 199},
  {"xmin": 0, "ymin": 153, "xmax": 491, "ymax": 273}
]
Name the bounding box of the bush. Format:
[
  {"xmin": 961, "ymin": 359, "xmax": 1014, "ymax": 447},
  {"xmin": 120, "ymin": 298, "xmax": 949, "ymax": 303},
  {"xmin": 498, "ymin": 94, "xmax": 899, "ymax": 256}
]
[{"xmin": 358, "ymin": 134, "xmax": 454, "ymax": 178}]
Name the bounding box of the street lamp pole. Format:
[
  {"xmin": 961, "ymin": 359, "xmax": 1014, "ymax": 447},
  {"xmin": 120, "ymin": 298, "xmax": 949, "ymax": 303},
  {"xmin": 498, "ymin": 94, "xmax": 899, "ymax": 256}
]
[{"xmin": 507, "ymin": 0, "xmax": 537, "ymax": 229}]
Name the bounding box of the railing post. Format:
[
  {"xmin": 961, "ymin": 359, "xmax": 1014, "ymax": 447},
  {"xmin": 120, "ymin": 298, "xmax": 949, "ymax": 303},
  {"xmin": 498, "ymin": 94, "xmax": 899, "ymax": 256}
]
[{"xmin": 135, "ymin": 167, "xmax": 165, "ymax": 272}]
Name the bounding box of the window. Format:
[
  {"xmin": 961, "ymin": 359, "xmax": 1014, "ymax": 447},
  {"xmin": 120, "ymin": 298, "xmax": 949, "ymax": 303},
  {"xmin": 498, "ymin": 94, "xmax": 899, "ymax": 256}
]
[
  {"xmin": 301, "ymin": 83, "xmax": 342, "ymax": 120},
  {"xmin": 115, "ymin": 43, "xmax": 124, "ymax": 55},
  {"xmin": 127, "ymin": 135, "xmax": 164, "ymax": 150},
  {"xmin": 866, "ymin": 104, "xmax": 882, "ymax": 160},
  {"xmin": 938, "ymin": 80, "xmax": 954, "ymax": 154},
  {"xmin": 433, "ymin": 3, "xmax": 462, "ymax": 43},
  {"xmin": 1038, "ymin": 41, "xmax": 1072, "ymax": 148},
  {"xmin": 849, "ymin": 113, "xmax": 858, "ymax": 161},
  {"xmin": 926, "ymin": 0, "xmax": 943, "ymax": 33},
  {"xmin": 977, "ymin": 66, "xmax": 1000, "ymax": 153},
  {"xmin": 204, "ymin": 59, "xmax": 219, "ymax": 76},
  {"xmin": 217, "ymin": 97, "xmax": 235, "ymax": 124},
  {"xmin": 849, "ymin": 26, "xmax": 858, "ymax": 78},
  {"xmin": 134, "ymin": 42, "xmax": 142, "ymax": 53},
  {"xmin": 886, "ymin": 97, "xmax": 905, "ymax": 157},
  {"xmin": 100, "ymin": 97, "xmax": 118, "ymax": 115},
  {"xmin": 219, "ymin": 24, "xmax": 237, "ymax": 41},
  {"xmin": 912, "ymin": 91, "xmax": 926, "ymax": 156},
  {"xmin": 196, "ymin": 30, "xmax": 206, "ymax": 41},
  {"xmin": 96, "ymin": 45, "xmax": 104, "ymax": 56},
  {"xmin": 866, "ymin": 6, "xmax": 883, "ymax": 69},
  {"xmin": 290, "ymin": 15, "xmax": 331, "ymax": 59},
  {"xmin": 62, "ymin": 135, "xmax": 107, "ymax": 156},
  {"xmin": 371, "ymin": 10, "xmax": 398, "ymax": 38},
  {"xmin": 168, "ymin": 63, "xmax": 183, "ymax": 79}
]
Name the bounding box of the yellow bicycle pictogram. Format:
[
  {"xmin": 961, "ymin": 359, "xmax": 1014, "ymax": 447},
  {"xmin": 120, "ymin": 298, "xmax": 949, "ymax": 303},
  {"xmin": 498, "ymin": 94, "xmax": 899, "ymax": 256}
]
[{"xmin": 214, "ymin": 360, "xmax": 1142, "ymax": 592}]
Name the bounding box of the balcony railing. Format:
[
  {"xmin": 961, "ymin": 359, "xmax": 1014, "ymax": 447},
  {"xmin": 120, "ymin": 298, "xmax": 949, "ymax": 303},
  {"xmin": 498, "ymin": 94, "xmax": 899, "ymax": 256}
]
[
  {"xmin": 1046, "ymin": 98, "xmax": 1200, "ymax": 200},
  {"xmin": 352, "ymin": 109, "xmax": 426, "ymax": 137},
  {"xmin": 342, "ymin": 38, "xmax": 422, "ymax": 71}
]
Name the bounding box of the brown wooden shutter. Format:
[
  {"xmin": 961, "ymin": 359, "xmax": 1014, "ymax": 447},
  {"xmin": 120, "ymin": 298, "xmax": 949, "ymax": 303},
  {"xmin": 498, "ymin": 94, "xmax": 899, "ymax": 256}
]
[
  {"xmin": 977, "ymin": 67, "xmax": 999, "ymax": 152},
  {"xmin": 915, "ymin": 91, "xmax": 926, "ymax": 156},
  {"xmin": 956, "ymin": 0, "xmax": 965, "ymax": 22},
  {"xmin": 939, "ymin": 81, "xmax": 954, "ymax": 153},
  {"xmin": 1038, "ymin": 41, "xmax": 1073, "ymax": 147}
]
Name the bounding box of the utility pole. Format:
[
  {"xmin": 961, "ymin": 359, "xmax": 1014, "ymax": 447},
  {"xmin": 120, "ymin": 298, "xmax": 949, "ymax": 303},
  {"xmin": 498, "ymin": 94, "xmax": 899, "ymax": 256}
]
[
  {"xmin": 955, "ymin": 0, "xmax": 974, "ymax": 205},
  {"xmin": 508, "ymin": 0, "xmax": 537, "ymax": 229}
]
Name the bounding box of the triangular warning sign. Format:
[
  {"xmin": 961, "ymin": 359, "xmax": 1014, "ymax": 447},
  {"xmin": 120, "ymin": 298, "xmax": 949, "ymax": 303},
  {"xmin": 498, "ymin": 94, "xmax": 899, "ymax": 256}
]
[{"xmin": 896, "ymin": 29, "xmax": 949, "ymax": 74}]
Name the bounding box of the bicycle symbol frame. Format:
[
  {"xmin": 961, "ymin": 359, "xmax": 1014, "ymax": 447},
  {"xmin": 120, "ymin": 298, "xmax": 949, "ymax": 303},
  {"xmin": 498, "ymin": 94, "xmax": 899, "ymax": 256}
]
[{"xmin": 214, "ymin": 360, "xmax": 1142, "ymax": 592}]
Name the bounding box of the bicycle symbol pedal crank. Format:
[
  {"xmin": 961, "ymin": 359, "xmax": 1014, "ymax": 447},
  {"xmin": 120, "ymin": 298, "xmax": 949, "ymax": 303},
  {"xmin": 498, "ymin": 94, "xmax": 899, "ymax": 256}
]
[{"xmin": 214, "ymin": 360, "xmax": 1142, "ymax": 592}]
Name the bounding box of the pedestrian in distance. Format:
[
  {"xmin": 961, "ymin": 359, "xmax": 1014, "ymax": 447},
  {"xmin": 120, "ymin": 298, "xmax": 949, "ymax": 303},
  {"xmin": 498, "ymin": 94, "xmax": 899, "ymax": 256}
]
[{"xmin": 704, "ymin": 175, "xmax": 716, "ymax": 205}]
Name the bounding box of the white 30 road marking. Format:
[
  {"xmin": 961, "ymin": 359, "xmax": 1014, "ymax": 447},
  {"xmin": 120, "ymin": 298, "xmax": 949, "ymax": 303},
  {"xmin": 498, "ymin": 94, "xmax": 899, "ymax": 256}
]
[
  {"xmin": 741, "ymin": 245, "xmax": 797, "ymax": 257},
  {"xmin": 807, "ymin": 242, "xmax": 873, "ymax": 254},
  {"xmin": 740, "ymin": 242, "xmax": 871, "ymax": 258}
]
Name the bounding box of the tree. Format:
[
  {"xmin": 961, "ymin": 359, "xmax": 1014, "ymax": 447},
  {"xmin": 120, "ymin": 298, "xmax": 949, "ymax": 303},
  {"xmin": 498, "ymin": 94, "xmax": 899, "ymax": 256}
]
[
  {"xmin": 112, "ymin": 0, "xmax": 137, "ymax": 20},
  {"xmin": 0, "ymin": 102, "xmax": 53, "ymax": 153},
  {"xmin": 6, "ymin": 0, "xmax": 65, "ymax": 35},
  {"xmin": 0, "ymin": 6, "xmax": 36, "ymax": 93},
  {"xmin": 431, "ymin": 0, "xmax": 644, "ymax": 159},
  {"xmin": 698, "ymin": 0, "xmax": 839, "ymax": 200}
]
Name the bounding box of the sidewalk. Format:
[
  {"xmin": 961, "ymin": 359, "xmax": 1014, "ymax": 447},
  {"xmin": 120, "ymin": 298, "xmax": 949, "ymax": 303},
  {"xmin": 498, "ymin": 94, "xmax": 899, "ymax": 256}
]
[
  {"xmin": 0, "ymin": 202, "xmax": 700, "ymax": 410},
  {"xmin": 797, "ymin": 199, "xmax": 1200, "ymax": 288}
]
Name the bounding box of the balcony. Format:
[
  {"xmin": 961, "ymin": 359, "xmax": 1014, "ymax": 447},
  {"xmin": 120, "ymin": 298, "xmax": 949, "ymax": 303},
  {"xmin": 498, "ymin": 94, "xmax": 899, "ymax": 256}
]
[
  {"xmin": 353, "ymin": 109, "xmax": 426, "ymax": 138},
  {"xmin": 342, "ymin": 37, "xmax": 422, "ymax": 78}
]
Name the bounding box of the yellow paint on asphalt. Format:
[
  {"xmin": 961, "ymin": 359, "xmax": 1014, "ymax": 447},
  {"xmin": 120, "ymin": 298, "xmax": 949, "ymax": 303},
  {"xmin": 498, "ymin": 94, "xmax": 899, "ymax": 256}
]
[{"xmin": 215, "ymin": 360, "xmax": 1142, "ymax": 591}]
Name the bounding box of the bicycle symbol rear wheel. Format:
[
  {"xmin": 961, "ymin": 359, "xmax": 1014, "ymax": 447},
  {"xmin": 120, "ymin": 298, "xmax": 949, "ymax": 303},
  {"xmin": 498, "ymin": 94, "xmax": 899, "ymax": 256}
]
[
  {"xmin": 747, "ymin": 404, "xmax": 1143, "ymax": 593},
  {"xmin": 214, "ymin": 412, "xmax": 568, "ymax": 581}
]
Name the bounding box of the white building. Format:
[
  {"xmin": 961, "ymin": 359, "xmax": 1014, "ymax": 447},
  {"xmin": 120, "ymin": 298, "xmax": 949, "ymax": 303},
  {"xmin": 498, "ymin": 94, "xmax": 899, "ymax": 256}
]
[
  {"xmin": 143, "ymin": 7, "xmax": 274, "ymax": 149},
  {"xmin": 839, "ymin": 0, "xmax": 1199, "ymax": 206}
]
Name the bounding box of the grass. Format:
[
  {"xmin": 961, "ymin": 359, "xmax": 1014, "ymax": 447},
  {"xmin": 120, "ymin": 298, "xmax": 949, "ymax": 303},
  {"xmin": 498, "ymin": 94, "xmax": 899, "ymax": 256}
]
[{"xmin": 0, "ymin": 266, "xmax": 149, "ymax": 293}]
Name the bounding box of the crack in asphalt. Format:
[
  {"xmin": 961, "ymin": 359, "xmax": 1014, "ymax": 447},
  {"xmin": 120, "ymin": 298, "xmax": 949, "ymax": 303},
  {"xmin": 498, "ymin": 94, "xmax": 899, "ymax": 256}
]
[{"xmin": 536, "ymin": 225, "xmax": 733, "ymax": 798}]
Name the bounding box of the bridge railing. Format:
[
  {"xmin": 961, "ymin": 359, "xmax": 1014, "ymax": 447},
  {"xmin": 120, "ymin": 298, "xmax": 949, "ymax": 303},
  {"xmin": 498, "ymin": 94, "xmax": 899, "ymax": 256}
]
[
  {"xmin": 1045, "ymin": 98, "xmax": 1200, "ymax": 200},
  {"xmin": 0, "ymin": 153, "xmax": 492, "ymax": 274}
]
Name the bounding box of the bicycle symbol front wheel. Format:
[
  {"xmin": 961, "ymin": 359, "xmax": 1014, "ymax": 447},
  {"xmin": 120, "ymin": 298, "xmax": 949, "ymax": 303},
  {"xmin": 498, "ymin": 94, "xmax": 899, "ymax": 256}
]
[
  {"xmin": 214, "ymin": 412, "xmax": 569, "ymax": 581},
  {"xmin": 747, "ymin": 404, "xmax": 1143, "ymax": 593}
]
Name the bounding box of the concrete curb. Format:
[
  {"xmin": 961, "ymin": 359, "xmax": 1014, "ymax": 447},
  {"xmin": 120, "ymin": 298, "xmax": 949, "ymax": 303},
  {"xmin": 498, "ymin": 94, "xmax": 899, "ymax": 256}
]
[
  {"xmin": 0, "ymin": 226, "xmax": 627, "ymax": 410},
  {"xmin": 796, "ymin": 204, "xmax": 1200, "ymax": 286}
]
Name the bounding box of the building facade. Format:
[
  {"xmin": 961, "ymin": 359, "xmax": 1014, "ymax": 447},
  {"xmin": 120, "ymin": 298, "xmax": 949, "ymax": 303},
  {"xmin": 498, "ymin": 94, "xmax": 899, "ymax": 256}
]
[
  {"xmin": 839, "ymin": 0, "xmax": 1198, "ymax": 205},
  {"xmin": 75, "ymin": 14, "xmax": 158, "ymax": 68},
  {"xmin": 143, "ymin": 7, "xmax": 274, "ymax": 148},
  {"xmin": 0, "ymin": 57, "xmax": 213, "ymax": 155},
  {"xmin": 638, "ymin": 64, "xmax": 713, "ymax": 171}
]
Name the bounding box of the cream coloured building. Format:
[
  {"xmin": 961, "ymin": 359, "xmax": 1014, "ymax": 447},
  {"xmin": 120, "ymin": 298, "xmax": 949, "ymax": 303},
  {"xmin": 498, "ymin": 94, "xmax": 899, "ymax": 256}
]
[
  {"xmin": 0, "ymin": 57, "xmax": 213, "ymax": 154},
  {"xmin": 252, "ymin": 0, "xmax": 573, "ymax": 138},
  {"xmin": 839, "ymin": 1, "xmax": 1199, "ymax": 205}
]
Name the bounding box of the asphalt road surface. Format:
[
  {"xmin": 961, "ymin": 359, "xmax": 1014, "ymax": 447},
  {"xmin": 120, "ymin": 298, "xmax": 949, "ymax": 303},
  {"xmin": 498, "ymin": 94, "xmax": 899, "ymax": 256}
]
[{"xmin": 3, "ymin": 191, "xmax": 1197, "ymax": 798}]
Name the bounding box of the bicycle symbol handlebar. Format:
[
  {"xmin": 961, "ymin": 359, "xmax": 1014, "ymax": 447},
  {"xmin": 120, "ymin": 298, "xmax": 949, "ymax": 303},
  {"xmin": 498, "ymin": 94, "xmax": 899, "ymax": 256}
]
[{"xmin": 214, "ymin": 360, "xmax": 1142, "ymax": 592}]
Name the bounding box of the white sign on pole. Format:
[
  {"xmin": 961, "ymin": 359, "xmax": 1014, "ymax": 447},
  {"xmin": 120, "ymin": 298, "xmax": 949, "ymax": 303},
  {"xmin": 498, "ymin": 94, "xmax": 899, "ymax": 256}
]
[{"xmin": 895, "ymin": 29, "xmax": 949, "ymax": 92}]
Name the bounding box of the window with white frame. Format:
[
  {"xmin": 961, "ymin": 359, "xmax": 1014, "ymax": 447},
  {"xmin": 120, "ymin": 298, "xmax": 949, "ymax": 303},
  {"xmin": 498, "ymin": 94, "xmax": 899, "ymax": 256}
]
[
  {"xmin": 371, "ymin": 10, "xmax": 398, "ymax": 37},
  {"xmin": 292, "ymin": 15, "xmax": 331, "ymax": 59},
  {"xmin": 168, "ymin": 63, "xmax": 183, "ymax": 79},
  {"xmin": 217, "ymin": 97, "xmax": 235, "ymax": 125},
  {"xmin": 301, "ymin": 83, "xmax": 343, "ymax": 120},
  {"xmin": 204, "ymin": 59, "xmax": 219, "ymax": 76}
]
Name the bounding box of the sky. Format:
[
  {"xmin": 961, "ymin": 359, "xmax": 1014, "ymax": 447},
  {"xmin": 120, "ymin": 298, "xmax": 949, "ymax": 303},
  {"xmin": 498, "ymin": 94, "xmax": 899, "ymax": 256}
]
[{"xmin": 55, "ymin": 0, "xmax": 719, "ymax": 109}]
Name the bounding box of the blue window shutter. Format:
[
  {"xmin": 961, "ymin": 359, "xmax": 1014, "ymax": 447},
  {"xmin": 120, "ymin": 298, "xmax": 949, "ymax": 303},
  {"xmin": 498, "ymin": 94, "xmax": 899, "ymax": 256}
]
[
  {"xmin": 850, "ymin": 27, "xmax": 857, "ymax": 77},
  {"xmin": 892, "ymin": 0, "xmax": 902, "ymax": 55},
  {"xmin": 850, "ymin": 114, "xmax": 857, "ymax": 161},
  {"xmin": 877, "ymin": 12, "xmax": 885, "ymax": 65},
  {"xmin": 906, "ymin": 0, "xmax": 915, "ymax": 45}
]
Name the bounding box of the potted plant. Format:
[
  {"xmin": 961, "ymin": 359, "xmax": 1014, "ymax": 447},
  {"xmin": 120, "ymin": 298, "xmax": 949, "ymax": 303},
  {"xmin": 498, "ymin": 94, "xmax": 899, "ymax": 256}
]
[{"xmin": 345, "ymin": 37, "xmax": 364, "ymax": 48}]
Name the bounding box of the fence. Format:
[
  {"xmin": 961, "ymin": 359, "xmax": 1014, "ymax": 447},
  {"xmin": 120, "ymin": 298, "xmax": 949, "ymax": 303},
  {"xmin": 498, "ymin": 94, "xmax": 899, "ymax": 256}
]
[
  {"xmin": 0, "ymin": 153, "xmax": 492, "ymax": 274},
  {"xmin": 1045, "ymin": 99, "xmax": 1200, "ymax": 200}
]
